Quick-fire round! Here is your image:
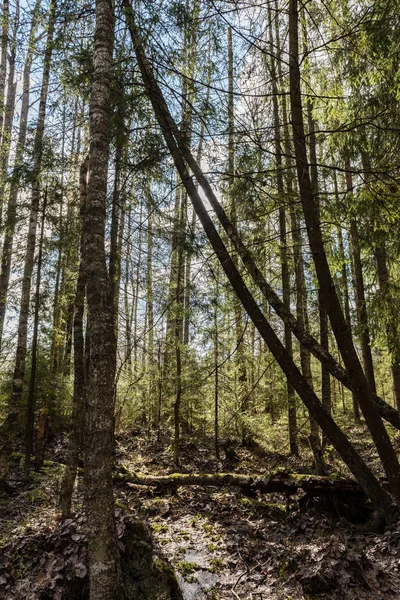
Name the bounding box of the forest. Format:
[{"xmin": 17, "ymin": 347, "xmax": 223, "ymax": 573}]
[{"xmin": 1, "ymin": 0, "xmax": 400, "ymax": 597}]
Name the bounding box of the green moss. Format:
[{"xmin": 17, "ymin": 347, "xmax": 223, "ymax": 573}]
[
  {"xmin": 151, "ymin": 523, "xmax": 169, "ymax": 534},
  {"xmin": 175, "ymin": 561, "xmax": 198, "ymax": 580},
  {"xmin": 154, "ymin": 558, "xmax": 174, "ymax": 576},
  {"xmin": 189, "ymin": 514, "xmax": 202, "ymax": 526},
  {"xmin": 159, "ymin": 538, "xmax": 171, "ymax": 545},
  {"xmin": 152, "ymin": 558, "xmax": 183, "ymax": 599},
  {"xmin": 240, "ymin": 497, "xmax": 254, "ymax": 508},
  {"xmin": 176, "ymin": 530, "xmax": 190, "ymax": 540},
  {"xmin": 201, "ymin": 522, "xmax": 214, "ymax": 535},
  {"xmin": 115, "ymin": 500, "xmax": 132, "ymax": 511},
  {"xmin": 208, "ymin": 558, "xmax": 224, "ymax": 573},
  {"xmin": 23, "ymin": 489, "xmax": 48, "ymax": 503},
  {"xmin": 208, "ymin": 543, "xmax": 218, "ymax": 552},
  {"xmin": 258, "ymin": 501, "xmax": 287, "ymax": 518}
]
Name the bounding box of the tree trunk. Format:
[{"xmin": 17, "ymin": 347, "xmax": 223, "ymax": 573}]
[
  {"xmin": 228, "ymin": 26, "xmax": 249, "ymax": 422},
  {"xmin": 145, "ymin": 188, "xmax": 156, "ymax": 424},
  {"xmin": 24, "ymin": 188, "xmax": 47, "ymax": 477},
  {"xmin": 116, "ymin": 470, "xmax": 383, "ymax": 524},
  {"xmin": 288, "ymin": 0, "xmax": 400, "ymax": 502},
  {"xmin": 123, "ymin": 7, "xmax": 394, "ymax": 516},
  {"xmin": 58, "ymin": 157, "xmax": 88, "ymax": 518},
  {"xmin": 214, "ymin": 286, "xmax": 220, "ymax": 460},
  {"xmin": 0, "ymin": 0, "xmax": 41, "ymax": 349},
  {"xmin": 83, "ymin": 0, "xmax": 124, "ymax": 595},
  {"xmin": 0, "ymin": 0, "xmax": 9, "ymax": 154},
  {"xmin": 345, "ymin": 150, "xmax": 377, "ymax": 395},
  {"xmin": 334, "ymin": 171, "xmax": 360, "ymax": 422},
  {"xmin": 173, "ymin": 190, "xmax": 185, "ymax": 465},
  {"xmin": 267, "ymin": 13, "xmax": 297, "ymax": 453},
  {"xmin": 374, "ymin": 243, "xmax": 400, "ymax": 411},
  {"xmin": 303, "ymin": 56, "xmax": 328, "ymax": 468},
  {"xmin": 0, "ymin": 0, "xmax": 18, "ymax": 221},
  {"xmin": 124, "ymin": 205, "xmax": 133, "ymax": 376},
  {"xmin": 0, "ymin": 0, "xmax": 55, "ymax": 487},
  {"xmin": 109, "ymin": 84, "xmax": 126, "ymax": 335}
]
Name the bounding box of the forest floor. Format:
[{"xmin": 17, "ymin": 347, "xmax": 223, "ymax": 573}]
[{"xmin": 1, "ymin": 423, "xmax": 400, "ymax": 599}]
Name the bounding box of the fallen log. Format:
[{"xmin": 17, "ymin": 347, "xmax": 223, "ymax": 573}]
[
  {"xmin": 115, "ymin": 470, "xmax": 364, "ymax": 496},
  {"xmin": 116, "ymin": 470, "xmax": 379, "ymax": 523}
]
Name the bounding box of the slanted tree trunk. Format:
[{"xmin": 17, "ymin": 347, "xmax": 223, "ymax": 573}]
[
  {"xmin": 123, "ymin": 6, "xmax": 394, "ymax": 516},
  {"xmin": 288, "ymin": 0, "xmax": 400, "ymax": 501},
  {"xmin": 83, "ymin": 0, "xmax": 124, "ymax": 595},
  {"xmin": 132, "ymin": 6, "xmax": 400, "ymax": 447}
]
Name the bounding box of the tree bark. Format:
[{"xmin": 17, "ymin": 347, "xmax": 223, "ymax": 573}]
[
  {"xmin": 345, "ymin": 149, "xmax": 377, "ymax": 395},
  {"xmin": 11, "ymin": 0, "xmax": 56, "ymax": 420},
  {"xmin": 0, "ymin": 0, "xmax": 18, "ymax": 223},
  {"xmin": 58, "ymin": 157, "xmax": 88, "ymax": 518},
  {"xmin": 24, "ymin": 188, "xmax": 47, "ymax": 477},
  {"xmin": 0, "ymin": 0, "xmax": 55, "ymax": 488},
  {"xmin": 374, "ymin": 243, "xmax": 400, "ymax": 411},
  {"xmin": 83, "ymin": 0, "xmax": 124, "ymax": 595},
  {"xmin": 0, "ymin": 0, "xmax": 9, "ymax": 153},
  {"xmin": 288, "ymin": 0, "xmax": 400, "ymax": 502},
  {"xmin": 0, "ymin": 0, "xmax": 41, "ymax": 349},
  {"xmin": 267, "ymin": 13, "xmax": 297, "ymax": 454}
]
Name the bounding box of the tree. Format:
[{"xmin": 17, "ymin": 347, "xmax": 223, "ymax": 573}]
[{"xmin": 83, "ymin": 0, "xmax": 124, "ymax": 595}]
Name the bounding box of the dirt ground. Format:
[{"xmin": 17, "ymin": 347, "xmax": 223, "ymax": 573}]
[{"xmin": 1, "ymin": 427, "xmax": 400, "ymax": 599}]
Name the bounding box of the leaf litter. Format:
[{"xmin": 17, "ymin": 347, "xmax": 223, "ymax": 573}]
[{"xmin": 1, "ymin": 429, "xmax": 400, "ymax": 599}]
